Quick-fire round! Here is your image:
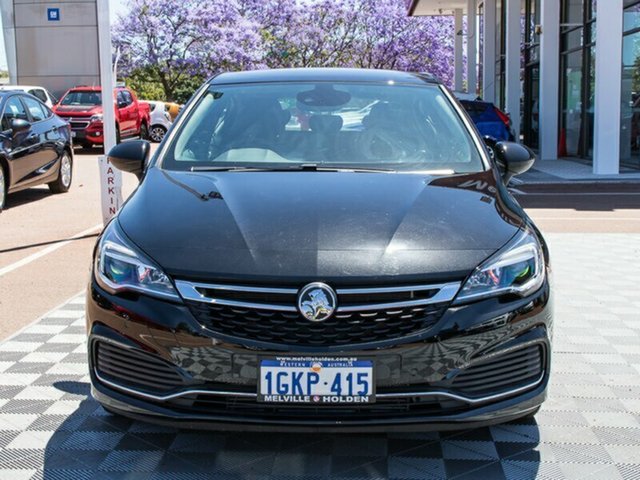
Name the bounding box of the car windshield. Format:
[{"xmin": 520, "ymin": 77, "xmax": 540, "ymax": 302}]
[
  {"xmin": 60, "ymin": 91, "xmax": 102, "ymax": 106},
  {"xmin": 162, "ymin": 82, "xmax": 484, "ymax": 173}
]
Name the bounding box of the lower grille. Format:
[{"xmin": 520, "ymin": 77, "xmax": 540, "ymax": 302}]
[
  {"xmin": 166, "ymin": 393, "xmax": 467, "ymax": 420},
  {"xmin": 95, "ymin": 341, "xmax": 185, "ymax": 393},
  {"xmin": 185, "ymin": 301, "xmax": 448, "ymax": 347},
  {"xmin": 450, "ymin": 344, "xmax": 544, "ymax": 396}
]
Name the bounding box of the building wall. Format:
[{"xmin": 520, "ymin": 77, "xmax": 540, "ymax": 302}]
[{"xmin": 1, "ymin": 0, "xmax": 99, "ymax": 98}]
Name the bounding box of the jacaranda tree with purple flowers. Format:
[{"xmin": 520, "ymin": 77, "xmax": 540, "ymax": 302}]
[{"xmin": 113, "ymin": 0, "xmax": 454, "ymax": 102}]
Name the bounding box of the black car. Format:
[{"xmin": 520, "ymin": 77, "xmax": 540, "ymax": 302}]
[
  {"xmin": 0, "ymin": 91, "xmax": 73, "ymax": 211},
  {"xmin": 87, "ymin": 68, "xmax": 551, "ymax": 431}
]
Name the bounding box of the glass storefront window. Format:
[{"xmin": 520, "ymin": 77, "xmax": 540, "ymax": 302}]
[
  {"xmin": 495, "ymin": 0, "xmax": 506, "ymax": 108},
  {"xmin": 523, "ymin": 0, "xmax": 541, "ymax": 149},
  {"xmin": 623, "ymin": 3, "xmax": 640, "ymax": 31},
  {"xmin": 478, "ymin": 2, "xmax": 484, "ymax": 96},
  {"xmin": 620, "ymin": 2, "xmax": 640, "ymax": 169},
  {"xmin": 562, "ymin": 49, "xmax": 584, "ymax": 156},
  {"xmin": 563, "ymin": 28, "xmax": 585, "ymax": 50},
  {"xmin": 564, "ymin": 0, "xmax": 585, "ymax": 23},
  {"xmin": 559, "ymin": 0, "xmax": 596, "ymax": 161}
]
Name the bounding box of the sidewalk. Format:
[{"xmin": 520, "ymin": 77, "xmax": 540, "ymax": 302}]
[{"xmin": 516, "ymin": 158, "xmax": 640, "ymax": 185}]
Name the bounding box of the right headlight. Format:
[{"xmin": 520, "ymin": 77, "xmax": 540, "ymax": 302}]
[
  {"xmin": 94, "ymin": 221, "xmax": 180, "ymax": 302},
  {"xmin": 454, "ymin": 228, "xmax": 545, "ymax": 304}
]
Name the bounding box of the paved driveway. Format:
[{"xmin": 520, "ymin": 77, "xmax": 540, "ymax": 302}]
[{"xmin": 0, "ymin": 234, "xmax": 639, "ymax": 479}]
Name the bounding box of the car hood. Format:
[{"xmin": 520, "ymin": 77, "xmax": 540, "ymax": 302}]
[
  {"xmin": 54, "ymin": 105, "xmax": 101, "ymax": 115},
  {"xmin": 118, "ymin": 168, "xmax": 523, "ymax": 283}
]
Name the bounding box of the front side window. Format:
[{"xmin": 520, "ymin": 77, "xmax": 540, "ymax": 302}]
[
  {"xmin": 22, "ymin": 96, "xmax": 46, "ymax": 122},
  {"xmin": 1, "ymin": 96, "xmax": 28, "ymax": 130},
  {"xmin": 60, "ymin": 91, "xmax": 102, "ymax": 106},
  {"xmin": 162, "ymin": 82, "xmax": 484, "ymax": 173},
  {"xmin": 121, "ymin": 91, "xmax": 133, "ymax": 106}
]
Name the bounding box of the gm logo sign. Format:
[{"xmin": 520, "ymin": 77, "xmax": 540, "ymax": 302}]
[{"xmin": 47, "ymin": 8, "xmax": 60, "ymax": 21}]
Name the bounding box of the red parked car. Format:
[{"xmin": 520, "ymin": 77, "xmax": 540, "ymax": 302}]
[{"xmin": 53, "ymin": 86, "xmax": 151, "ymax": 149}]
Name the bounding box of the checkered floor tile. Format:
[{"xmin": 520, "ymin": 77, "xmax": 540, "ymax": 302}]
[{"xmin": 0, "ymin": 233, "xmax": 639, "ymax": 479}]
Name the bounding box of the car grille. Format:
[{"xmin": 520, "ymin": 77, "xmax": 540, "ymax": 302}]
[
  {"xmin": 94, "ymin": 341, "xmax": 186, "ymax": 393},
  {"xmin": 450, "ymin": 344, "xmax": 544, "ymax": 396},
  {"xmin": 185, "ymin": 302, "xmax": 448, "ymax": 347},
  {"xmin": 61, "ymin": 116, "xmax": 90, "ymax": 129},
  {"xmin": 176, "ymin": 280, "xmax": 460, "ymax": 348}
]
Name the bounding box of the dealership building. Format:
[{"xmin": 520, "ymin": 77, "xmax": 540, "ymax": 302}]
[{"xmin": 409, "ymin": 0, "xmax": 640, "ymax": 176}]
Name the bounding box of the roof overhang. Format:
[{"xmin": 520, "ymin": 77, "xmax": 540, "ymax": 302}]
[{"xmin": 407, "ymin": 0, "xmax": 468, "ymax": 16}]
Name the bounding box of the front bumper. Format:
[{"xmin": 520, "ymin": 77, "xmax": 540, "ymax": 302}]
[
  {"xmin": 56, "ymin": 118, "xmax": 104, "ymax": 144},
  {"xmin": 87, "ymin": 279, "xmax": 552, "ymax": 431}
]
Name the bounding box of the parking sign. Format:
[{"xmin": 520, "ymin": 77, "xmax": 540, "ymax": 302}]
[{"xmin": 47, "ymin": 8, "xmax": 60, "ymax": 21}]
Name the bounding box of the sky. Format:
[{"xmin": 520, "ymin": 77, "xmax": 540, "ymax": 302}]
[{"xmin": 0, "ymin": 0, "xmax": 128, "ymax": 70}]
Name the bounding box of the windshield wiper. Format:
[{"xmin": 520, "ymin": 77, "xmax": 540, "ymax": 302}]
[
  {"xmin": 190, "ymin": 164, "xmax": 395, "ymax": 173},
  {"xmin": 191, "ymin": 166, "xmax": 265, "ymax": 172}
]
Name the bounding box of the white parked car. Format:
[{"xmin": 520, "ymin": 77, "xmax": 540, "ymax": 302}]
[
  {"xmin": 142, "ymin": 100, "xmax": 173, "ymax": 142},
  {"xmin": 0, "ymin": 85, "xmax": 58, "ymax": 107}
]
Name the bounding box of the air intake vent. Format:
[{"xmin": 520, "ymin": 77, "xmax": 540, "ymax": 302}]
[
  {"xmin": 451, "ymin": 344, "xmax": 544, "ymax": 397},
  {"xmin": 95, "ymin": 341, "xmax": 185, "ymax": 393}
]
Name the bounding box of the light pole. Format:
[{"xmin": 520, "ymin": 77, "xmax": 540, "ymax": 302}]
[{"xmin": 96, "ymin": 0, "xmax": 122, "ymax": 225}]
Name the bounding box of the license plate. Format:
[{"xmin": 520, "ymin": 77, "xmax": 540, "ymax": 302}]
[
  {"xmin": 70, "ymin": 131, "xmax": 76, "ymax": 138},
  {"xmin": 258, "ymin": 357, "xmax": 374, "ymax": 404}
]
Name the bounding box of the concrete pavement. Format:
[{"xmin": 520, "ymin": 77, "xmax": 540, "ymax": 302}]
[{"xmin": 0, "ymin": 147, "xmax": 139, "ymax": 340}]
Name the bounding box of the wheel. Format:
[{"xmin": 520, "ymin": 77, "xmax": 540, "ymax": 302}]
[
  {"xmin": 48, "ymin": 151, "xmax": 72, "ymax": 194},
  {"xmin": 148, "ymin": 125, "xmax": 167, "ymax": 143},
  {"xmin": 0, "ymin": 164, "xmax": 6, "ymax": 212},
  {"xmin": 139, "ymin": 122, "xmax": 149, "ymax": 140}
]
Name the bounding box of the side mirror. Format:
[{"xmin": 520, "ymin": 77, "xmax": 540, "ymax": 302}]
[
  {"xmin": 107, "ymin": 140, "xmax": 150, "ymax": 180},
  {"xmin": 10, "ymin": 118, "xmax": 30, "ymax": 135},
  {"xmin": 493, "ymin": 141, "xmax": 535, "ymax": 184}
]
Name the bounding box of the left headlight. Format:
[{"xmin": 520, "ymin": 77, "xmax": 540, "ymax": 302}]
[
  {"xmin": 94, "ymin": 221, "xmax": 180, "ymax": 302},
  {"xmin": 454, "ymin": 228, "xmax": 545, "ymax": 304},
  {"xmin": 90, "ymin": 114, "xmax": 103, "ymax": 123}
]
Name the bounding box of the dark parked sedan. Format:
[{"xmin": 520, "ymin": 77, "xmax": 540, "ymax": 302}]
[
  {"xmin": 0, "ymin": 90, "xmax": 73, "ymax": 211},
  {"xmin": 87, "ymin": 68, "xmax": 551, "ymax": 431}
]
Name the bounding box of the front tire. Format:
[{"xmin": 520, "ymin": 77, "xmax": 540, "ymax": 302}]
[
  {"xmin": 149, "ymin": 125, "xmax": 167, "ymax": 143},
  {"xmin": 48, "ymin": 152, "xmax": 73, "ymax": 194},
  {"xmin": 0, "ymin": 164, "xmax": 6, "ymax": 212}
]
